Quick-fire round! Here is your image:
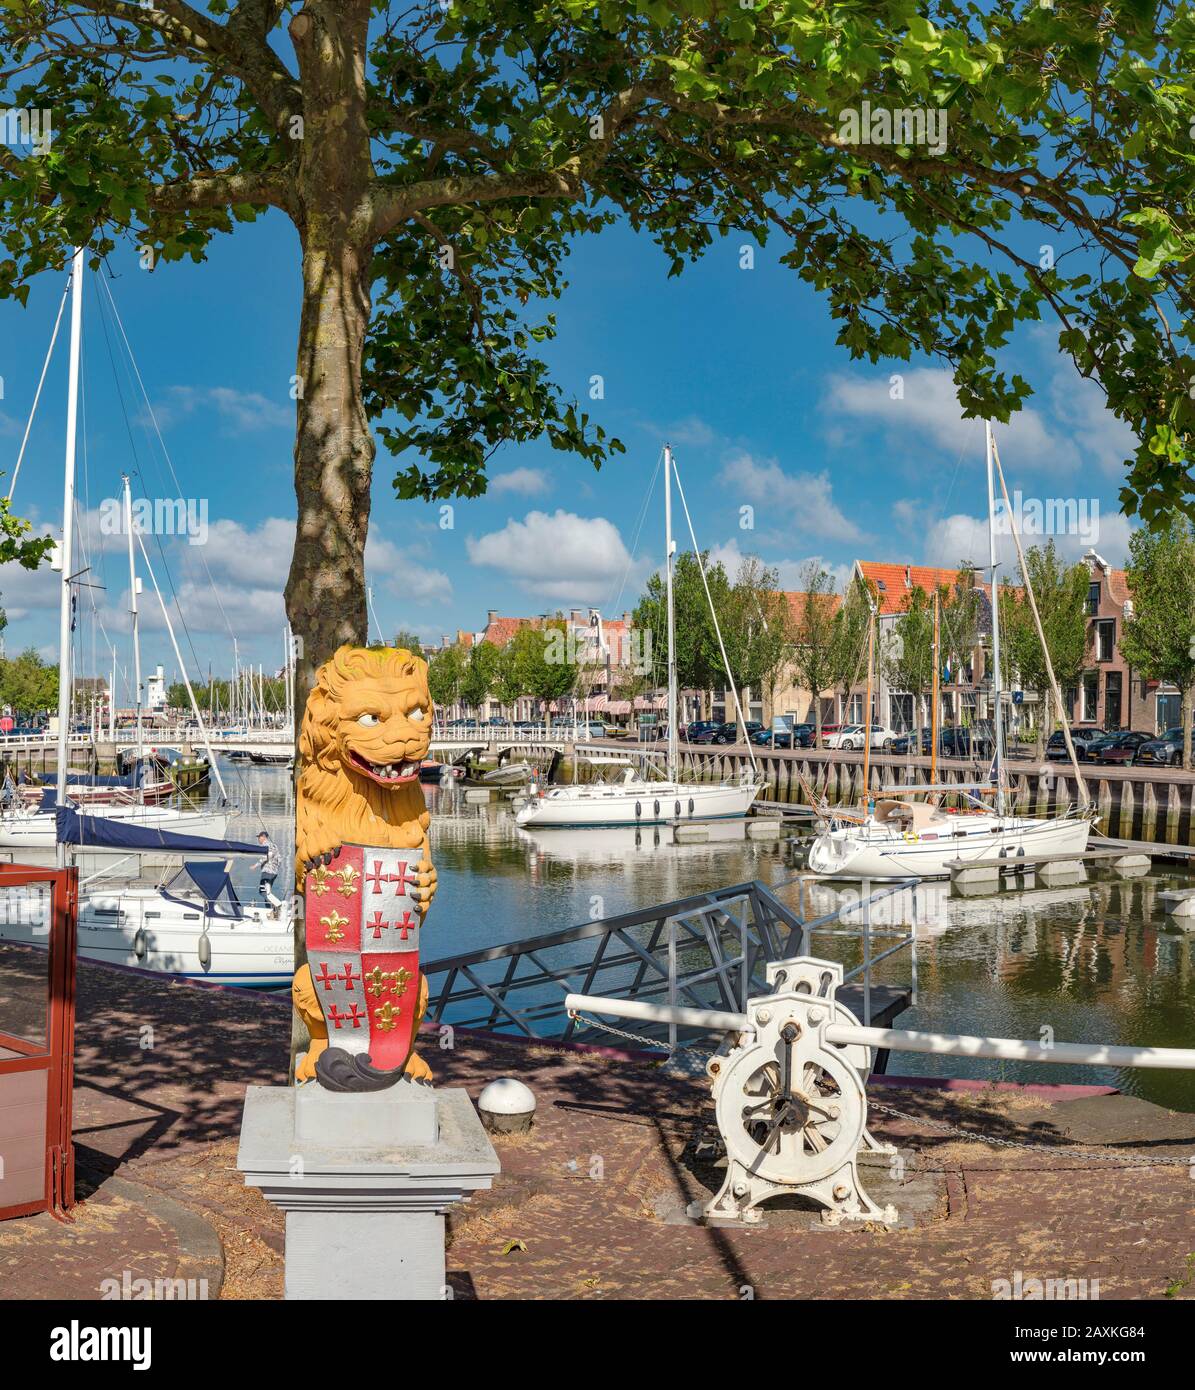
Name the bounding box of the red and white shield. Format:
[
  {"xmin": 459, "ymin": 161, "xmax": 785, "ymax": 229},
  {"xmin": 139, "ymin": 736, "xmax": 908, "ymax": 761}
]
[{"xmin": 304, "ymin": 844, "xmax": 422, "ymax": 1073}]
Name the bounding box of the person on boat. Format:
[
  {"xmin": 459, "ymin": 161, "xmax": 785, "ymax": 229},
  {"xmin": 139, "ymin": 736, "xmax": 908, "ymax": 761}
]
[{"xmin": 257, "ymin": 830, "xmax": 283, "ymax": 917}]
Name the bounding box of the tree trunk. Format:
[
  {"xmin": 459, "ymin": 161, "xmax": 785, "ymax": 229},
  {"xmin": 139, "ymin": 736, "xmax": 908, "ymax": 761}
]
[
  {"xmin": 281, "ymin": 1, "xmax": 379, "ymax": 1081},
  {"xmin": 284, "ymin": 236, "xmax": 374, "ymax": 693}
]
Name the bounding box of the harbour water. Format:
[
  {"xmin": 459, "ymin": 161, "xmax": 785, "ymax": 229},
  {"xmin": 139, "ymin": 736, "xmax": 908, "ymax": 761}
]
[{"xmin": 223, "ymin": 759, "xmax": 1195, "ymax": 1108}]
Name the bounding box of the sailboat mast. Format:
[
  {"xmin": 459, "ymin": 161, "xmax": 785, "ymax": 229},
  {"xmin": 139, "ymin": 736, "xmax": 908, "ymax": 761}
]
[
  {"xmin": 663, "ymin": 446, "xmax": 679, "ymax": 783},
  {"xmin": 122, "ymin": 475, "xmax": 144, "ymax": 771},
  {"xmin": 986, "ymin": 421, "xmax": 1006, "ymax": 817},
  {"xmin": 54, "ymin": 248, "xmax": 85, "ymax": 867},
  {"xmin": 931, "ymin": 590, "xmax": 940, "ymax": 786},
  {"xmin": 861, "ymin": 605, "xmax": 875, "ymax": 810}
]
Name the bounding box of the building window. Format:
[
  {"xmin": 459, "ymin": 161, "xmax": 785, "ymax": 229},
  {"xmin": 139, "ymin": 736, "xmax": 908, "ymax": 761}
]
[
  {"xmin": 1081, "ymin": 671, "xmax": 1099, "ymax": 722},
  {"xmin": 889, "ymin": 692, "xmax": 913, "ymax": 732},
  {"xmin": 846, "ymin": 693, "xmax": 864, "ymax": 724},
  {"xmin": 1087, "ymin": 581, "xmax": 1100, "ymax": 617},
  {"xmin": 1095, "ymin": 619, "xmax": 1115, "ymax": 662}
]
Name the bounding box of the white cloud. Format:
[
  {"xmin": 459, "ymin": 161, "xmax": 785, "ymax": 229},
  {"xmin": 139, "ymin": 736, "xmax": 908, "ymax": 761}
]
[
  {"xmin": 466, "ymin": 509, "xmax": 640, "ymax": 602},
  {"xmin": 718, "ymin": 451, "xmax": 863, "ymax": 543},
  {"xmin": 708, "ymin": 538, "xmax": 852, "ymax": 593},
  {"xmin": 489, "ymin": 467, "xmax": 549, "ymax": 497},
  {"xmin": 826, "ymin": 360, "xmax": 1140, "ymax": 482},
  {"xmin": 147, "ymin": 385, "xmax": 292, "ymax": 434},
  {"xmin": 923, "ymin": 507, "xmax": 1135, "ymax": 572}
]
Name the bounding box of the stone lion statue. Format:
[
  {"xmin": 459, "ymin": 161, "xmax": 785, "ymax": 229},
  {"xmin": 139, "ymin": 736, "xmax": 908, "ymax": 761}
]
[{"xmin": 292, "ymin": 644, "xmax": 438, "ymax": 1084}]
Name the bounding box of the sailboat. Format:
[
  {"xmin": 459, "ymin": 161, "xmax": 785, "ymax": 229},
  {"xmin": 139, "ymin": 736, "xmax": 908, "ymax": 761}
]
[
  {"xmin": 807, "ymin": 423, "xmax": 1093, "ymax": 880},
  {"xmin": 0, "ymin": 249, "xmax": 234, "ymax": 860},
  {"xmin": 515, "ymin": 446, "xmax": 762, "ymax": 829}
]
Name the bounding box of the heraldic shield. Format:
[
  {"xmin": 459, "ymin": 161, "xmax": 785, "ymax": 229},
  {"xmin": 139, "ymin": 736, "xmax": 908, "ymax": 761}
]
[{"xmin": 305, "ymin": 844, "xmax": 423, "ymax": 1085}]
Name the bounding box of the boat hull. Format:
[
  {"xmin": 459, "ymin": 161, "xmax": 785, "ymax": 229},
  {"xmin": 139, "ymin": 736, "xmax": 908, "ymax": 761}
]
[
  {"xmin": 807, "ymin": 813, "xmax": 1091, "ymax": 880},
  {"xmin": 0, "ymin": 890, "xmax": 293, "ymax": 988},
  {"xmin": 515, "ymin": 780, "xmax": 760, "ymax": 828}
]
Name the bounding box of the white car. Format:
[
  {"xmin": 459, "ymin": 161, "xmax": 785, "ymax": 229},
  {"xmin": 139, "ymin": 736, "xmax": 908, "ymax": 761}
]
[{"xmin": 824, "ymin": 723, "xmax": 897, "ymax": 751}]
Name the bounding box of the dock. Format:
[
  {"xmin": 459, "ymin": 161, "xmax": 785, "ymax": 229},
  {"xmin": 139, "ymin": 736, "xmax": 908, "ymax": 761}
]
[
  {"xmin": 949, "ymin": 847, "xmax": 1153, "ymax": 886},
  {"xmin": 6, "ymin": 953, "xmax": 1195, "ymax": 1301}
]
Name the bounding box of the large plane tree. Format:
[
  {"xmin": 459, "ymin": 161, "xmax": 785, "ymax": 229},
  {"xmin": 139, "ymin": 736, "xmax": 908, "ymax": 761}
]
[{"xmin": 0, "ymin": 1, "xmax": 1191, "ymax": 689}]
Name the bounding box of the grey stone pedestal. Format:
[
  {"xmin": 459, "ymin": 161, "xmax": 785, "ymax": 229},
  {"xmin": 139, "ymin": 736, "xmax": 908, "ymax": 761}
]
[{"xmin": 237, "ymin": 1082, "xmax": 499, "ymax": 1300}]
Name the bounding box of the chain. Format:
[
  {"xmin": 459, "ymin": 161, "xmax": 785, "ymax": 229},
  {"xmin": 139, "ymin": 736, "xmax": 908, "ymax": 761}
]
[
  {"xmin": 569, "ymin": 1009, "xmax": 709, "ymax": 1056},
  {"xmin": 870, "ymin": 1101, "xmax": 1195, "ymax": 1168}
]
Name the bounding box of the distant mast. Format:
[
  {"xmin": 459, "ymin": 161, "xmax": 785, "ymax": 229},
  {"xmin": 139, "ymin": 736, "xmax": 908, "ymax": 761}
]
[
  {"xmin": 54, "ymin": 248, "xmax": 85, "ymax": 867},
  {"xmin": 985, "ymin": 420, "xmax": 1006, "ymax": 816},
  {"xmin": 663, "ymin": 445, "xmax": 678, "ymax": 784}
]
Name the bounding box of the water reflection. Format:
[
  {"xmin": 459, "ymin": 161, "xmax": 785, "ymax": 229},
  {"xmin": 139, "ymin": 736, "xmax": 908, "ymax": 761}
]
[{"xmin": 214, "ymin": 761, "xmax": 1195, "ymax": 1108}]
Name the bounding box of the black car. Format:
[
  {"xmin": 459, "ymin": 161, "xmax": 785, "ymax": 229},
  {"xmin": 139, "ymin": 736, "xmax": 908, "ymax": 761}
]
[
  {"xmin": 1046, "ymin": 727, "xmax": 1108, "ymax": 762},
  {"xmin": 1087, "ymin": 730, "xmax": 1152, "ymax": 766},
  {"xmin": 1137, "ymin": 727, "xmax": 1190, "ymax": 767},
  {"xmin": 715, "ymin": 721, "xmax": 764, "ymax": 744},
  {"xmin": 687, "ymin": 721, "xmax": 724, "ymax": 744}
]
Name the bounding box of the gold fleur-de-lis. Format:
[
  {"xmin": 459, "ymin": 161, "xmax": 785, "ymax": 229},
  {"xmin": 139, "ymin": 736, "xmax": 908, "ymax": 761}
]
[
  {"xmin": 320, "ymin": 909, "xmax": 349, "ymax": 943},
  {"xmin": 335, "ymin": 864, "xmax": 360, "ymax": 897},
  {"xmin": 307, "ymin": 864, "xmax": 332, "ymax": 897},
  {"xmin": 388, "ymin": 967, "xmax": 412, "ymax": 997},
  {"xmin": 365, "ymin": 965, "xmax": 387, "ymax": 997},
  {"xmin": 375, "ymin": 1000, "xmax": 402, "ymax": 1032}
]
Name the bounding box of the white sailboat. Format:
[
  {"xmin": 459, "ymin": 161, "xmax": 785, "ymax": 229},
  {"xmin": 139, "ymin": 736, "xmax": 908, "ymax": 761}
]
[
  {"xmin": 0, "ymin": 861, "xmax": 292, "ymax": 988},
  {"xmin": 807, "ymin": 422, "xmax": 1093, "ymax": 880},
  {"xmin": 516, "ymin": 445, "xmax": 761, "ymax": 829},
  {"xmin": 0, "ymin": 250, "xmax": 233, "ymax": 859}
]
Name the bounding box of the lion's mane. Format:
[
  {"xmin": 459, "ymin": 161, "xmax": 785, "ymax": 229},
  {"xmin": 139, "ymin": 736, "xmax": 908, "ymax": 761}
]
[{"xmin": 295, "ymin": 644, "xmax": 432, "ymax": 884}]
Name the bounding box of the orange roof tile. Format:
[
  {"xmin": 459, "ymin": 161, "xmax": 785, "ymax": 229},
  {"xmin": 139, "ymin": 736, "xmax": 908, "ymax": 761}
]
[
  {"xmin": 479, "ymin": 616, "xmax": 541, "ymax": 647},
  {"xmin": 782, "ymin": 590, "xmax": 843, "ymax": 634},
  {"xmin": 856, "ymin": 562, "xmax": 967, "ymax": 615}
]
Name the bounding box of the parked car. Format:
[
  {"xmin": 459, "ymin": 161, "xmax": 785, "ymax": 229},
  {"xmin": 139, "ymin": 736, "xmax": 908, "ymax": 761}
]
[
  {"xmin": 715, "ymin": 721, "xmax": 765, "ymax": 745},
  {"xmin": 1046, "ymin": 727, "xmax": 1106, "ymax": 762},
  {"xmin": 822, "ymin": 724, "xmax": 864, "ymax": 750},
  {"xmin": 824, "ymin": 723, "xmax": 896, "ymax": 751},
  {"xmin": 1136, "ymin": 727, "xmax": 1191, "ymax": 767},
  {"xmin": 683, "ymin": 719, "xmax": 721, "ymax": 743},
  {"xmin": 750, "ymin": 726, "xmax": 792, "ymax": 749},
  {"xmin": 1088, "ymin": 730, "xmax": 1151, "ymax": 766}
]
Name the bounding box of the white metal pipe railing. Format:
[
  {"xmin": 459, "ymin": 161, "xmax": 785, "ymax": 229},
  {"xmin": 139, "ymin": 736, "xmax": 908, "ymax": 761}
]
[
  {"xmin": 565, "ymin": 993, "xmax": 1195, "ymax": 1071},
  {"xmin": 825, "ymin": 1024, "xmax": 1195, "ymax": 1071},
  {"xmin": 565, "ymin": 993, "xmax": 748, "ymax": 1034}
]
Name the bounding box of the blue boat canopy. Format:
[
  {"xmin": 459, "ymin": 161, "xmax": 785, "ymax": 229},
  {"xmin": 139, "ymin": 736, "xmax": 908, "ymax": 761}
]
[
  {"xmin": 164, "ymin": 861, "xmax": 248, "ymax": 921},
  {"xmin": 55, "ymin": 806, "xmax": 260, "ymax": 856}
]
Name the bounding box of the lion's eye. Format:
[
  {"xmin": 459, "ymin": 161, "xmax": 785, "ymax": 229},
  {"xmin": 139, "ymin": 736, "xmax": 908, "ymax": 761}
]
[
  {"xmin": 356, "ymin": 713, "xmax": 380, "ymax": 727},
  {"xmin": 408, "ymin": 707, "xmax": 426, "ymax": 723}
]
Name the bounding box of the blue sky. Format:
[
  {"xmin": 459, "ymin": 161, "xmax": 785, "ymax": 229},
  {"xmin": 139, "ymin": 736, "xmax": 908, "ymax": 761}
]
[{"xmin": 0, "ymin": 204, "xmax": 1139, "ymax": 694}]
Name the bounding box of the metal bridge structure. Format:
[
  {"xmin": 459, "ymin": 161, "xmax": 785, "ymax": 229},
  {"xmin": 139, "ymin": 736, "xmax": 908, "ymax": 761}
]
[{"xmin": 424, "ymin": 877, "xmax": 917, "ymax": 1056}]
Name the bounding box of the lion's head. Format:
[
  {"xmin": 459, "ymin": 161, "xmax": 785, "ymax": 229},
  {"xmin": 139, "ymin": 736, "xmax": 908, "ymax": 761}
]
[{"xmin": 296, "ymin": 645, "xmax": 434, "ymax": 874}]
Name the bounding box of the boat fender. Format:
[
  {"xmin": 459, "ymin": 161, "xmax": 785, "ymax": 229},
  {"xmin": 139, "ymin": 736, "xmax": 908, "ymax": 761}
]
[
  {"xmin": 635, "ymin": 801, "xmax": 642, "ymax": 819},
  {"xmin": 688, "ymin": 798, "xmax": 694, "ymax": 815},
  {"xmin": 133, "ymin": 927, "xmax": 147, "ymax": 960},
  {"xmin": 675, "ymin": 800, "xmax": 681, "ymax": 819},
  {"xmin": 653, "ymin": 799, "xmax": 660, "ymax": 816},
  {"xmin": 198, "ymin": 932, "xmax": 212, "ymax": 970}
]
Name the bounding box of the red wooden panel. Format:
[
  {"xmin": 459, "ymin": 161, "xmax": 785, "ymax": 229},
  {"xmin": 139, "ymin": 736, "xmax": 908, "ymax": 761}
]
[{"xmin": 0, "ymin": 865, "xmax": 76, "ymax": 1220}]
